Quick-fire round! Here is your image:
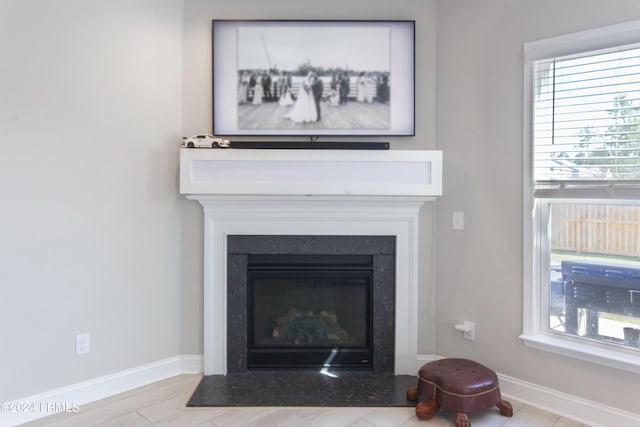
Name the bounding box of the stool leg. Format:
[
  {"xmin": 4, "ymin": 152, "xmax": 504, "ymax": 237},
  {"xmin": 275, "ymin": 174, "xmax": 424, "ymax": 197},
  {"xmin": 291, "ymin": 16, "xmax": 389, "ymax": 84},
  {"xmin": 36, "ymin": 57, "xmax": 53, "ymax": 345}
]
[
  {"xmin": 455, "ymin": 412, "xmax": 470, "ymax": 427},
  {"xmin": 406, "ymin": 386, "xmax": 420, "ymax": 401},
  {"xmin": 496, "ymin": 399, "xmax": 513, "ymax": 417},
  {"xmin": 415, "ymin": 399, "xmax": 439, "ymax": 419}
]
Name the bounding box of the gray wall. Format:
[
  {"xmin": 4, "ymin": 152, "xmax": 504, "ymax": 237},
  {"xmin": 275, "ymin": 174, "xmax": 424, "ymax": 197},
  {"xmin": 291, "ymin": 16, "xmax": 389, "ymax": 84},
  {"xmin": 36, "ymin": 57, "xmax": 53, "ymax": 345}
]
[
  {"xmin": 2, "ymin": 0, "xmax": 640, "ymax": 417},
  {"xmin": 435, "ymin": 0, "xmax": 640, "ymax": 414},
  {"xmin": 0, "ymin": 0, "xmax": 185, "ymax": 400}
]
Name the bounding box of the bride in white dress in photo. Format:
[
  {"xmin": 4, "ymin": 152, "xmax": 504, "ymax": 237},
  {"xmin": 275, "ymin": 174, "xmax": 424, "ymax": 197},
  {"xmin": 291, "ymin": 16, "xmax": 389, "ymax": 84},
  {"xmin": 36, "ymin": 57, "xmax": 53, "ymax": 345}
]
[
  {"xmin": 279, "ymin": 86, "xmax": 294, "ymax": 106},
  {"xmin": 284, "ymin": 72, "xmax": 317, "ymax": 123}
]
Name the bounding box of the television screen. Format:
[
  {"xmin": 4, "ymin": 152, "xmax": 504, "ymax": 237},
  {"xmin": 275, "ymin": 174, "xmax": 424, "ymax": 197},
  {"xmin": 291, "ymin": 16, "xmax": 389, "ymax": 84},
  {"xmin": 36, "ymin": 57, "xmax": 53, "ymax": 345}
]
[{"xmin": 212, "ymin": 20, "xmax": 415, "ymax": 137}]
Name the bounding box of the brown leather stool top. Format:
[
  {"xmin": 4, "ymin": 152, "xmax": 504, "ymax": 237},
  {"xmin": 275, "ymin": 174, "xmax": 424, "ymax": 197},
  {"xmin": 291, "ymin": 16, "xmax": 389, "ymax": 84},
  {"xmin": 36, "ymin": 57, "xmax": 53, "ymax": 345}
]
[{"xmin": 406, "ymin": 358, "xmax": 513, "ymax": 427}]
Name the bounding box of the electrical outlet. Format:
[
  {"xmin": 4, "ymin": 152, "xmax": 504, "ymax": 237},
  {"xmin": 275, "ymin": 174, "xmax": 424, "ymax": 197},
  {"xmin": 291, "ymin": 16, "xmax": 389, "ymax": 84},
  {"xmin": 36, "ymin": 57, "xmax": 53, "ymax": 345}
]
[
  {"xmin": 76, "ymin": 333, "xmax": 90, "ymax": 356},
  {"xmin": 463, "ymin": 322, "xmax": 476, "ymax": 341},
  {"xmin": 454, "ymin": 321, "xmax": 476, "ymax": 341},
  {"xmin": 452, "ymin": 211, "xmax": 464, "ymax": 230}
]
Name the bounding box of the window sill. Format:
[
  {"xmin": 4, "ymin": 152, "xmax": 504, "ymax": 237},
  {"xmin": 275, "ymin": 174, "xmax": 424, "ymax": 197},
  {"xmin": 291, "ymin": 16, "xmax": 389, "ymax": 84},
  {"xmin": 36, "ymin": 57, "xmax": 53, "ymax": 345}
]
[{"xmin": 520, "ymin": 333, "xmax": 640, "ymax": 374}]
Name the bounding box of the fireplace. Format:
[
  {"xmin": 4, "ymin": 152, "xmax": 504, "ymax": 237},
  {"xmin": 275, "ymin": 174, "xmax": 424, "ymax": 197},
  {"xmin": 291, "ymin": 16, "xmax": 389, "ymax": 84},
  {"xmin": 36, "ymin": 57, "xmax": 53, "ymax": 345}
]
[
  {"xmin": 179, "ymin": 148, "xmax": 442, "ymax": 375},
  {"xmin": 226, "ymin": 235, "xmax": 395, "ymax": 373}
]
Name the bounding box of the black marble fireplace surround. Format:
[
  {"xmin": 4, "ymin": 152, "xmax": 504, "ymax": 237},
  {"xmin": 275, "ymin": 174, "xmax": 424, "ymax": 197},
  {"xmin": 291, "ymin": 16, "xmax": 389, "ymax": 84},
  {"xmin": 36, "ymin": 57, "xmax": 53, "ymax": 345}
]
[{"xmin": 226, "ymin": 235, "xmax": 396, "ymax": 374}]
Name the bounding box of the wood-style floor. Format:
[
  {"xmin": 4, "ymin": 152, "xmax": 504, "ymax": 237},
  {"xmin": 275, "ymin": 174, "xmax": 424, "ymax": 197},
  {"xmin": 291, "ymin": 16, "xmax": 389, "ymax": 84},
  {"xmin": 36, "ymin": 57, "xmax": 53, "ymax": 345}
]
[{"xmin": 18, "ymin": 374, "xmax": 590, "ymax": 427}]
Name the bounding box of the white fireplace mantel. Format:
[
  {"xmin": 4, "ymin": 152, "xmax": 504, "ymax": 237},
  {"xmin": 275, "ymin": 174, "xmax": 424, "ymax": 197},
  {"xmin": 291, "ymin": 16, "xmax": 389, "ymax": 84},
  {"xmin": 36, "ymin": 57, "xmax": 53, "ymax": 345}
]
[
  {"xmin": 180, "ymin": 148, "xmax": 442, "ymax": 197},
  {"xmin": 180, "ymin": 148, "xmax": 442, "ymax": 375}
]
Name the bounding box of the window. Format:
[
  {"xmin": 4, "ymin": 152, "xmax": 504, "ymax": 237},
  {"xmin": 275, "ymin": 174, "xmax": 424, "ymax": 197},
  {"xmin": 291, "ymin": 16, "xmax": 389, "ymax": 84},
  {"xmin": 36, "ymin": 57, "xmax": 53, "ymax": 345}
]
[{"xmin": 523, "ymin": 21, "xmax": 640, "ymax": 373}]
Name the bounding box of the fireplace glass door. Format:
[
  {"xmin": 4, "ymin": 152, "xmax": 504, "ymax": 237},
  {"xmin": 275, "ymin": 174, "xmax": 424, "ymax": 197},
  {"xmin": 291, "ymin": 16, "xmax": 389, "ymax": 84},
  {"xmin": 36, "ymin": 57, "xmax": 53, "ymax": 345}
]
[{"xmin": 248, "ymin": 254, "xmax": 373, "ymax": 370}]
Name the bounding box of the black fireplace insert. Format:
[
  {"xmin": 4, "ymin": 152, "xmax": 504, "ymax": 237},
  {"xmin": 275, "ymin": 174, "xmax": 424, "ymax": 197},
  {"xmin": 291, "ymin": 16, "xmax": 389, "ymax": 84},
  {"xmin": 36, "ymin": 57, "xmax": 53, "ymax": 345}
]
[{"xmin": 247, "ymin": 254, "xmax": 373, "ymax": 370}]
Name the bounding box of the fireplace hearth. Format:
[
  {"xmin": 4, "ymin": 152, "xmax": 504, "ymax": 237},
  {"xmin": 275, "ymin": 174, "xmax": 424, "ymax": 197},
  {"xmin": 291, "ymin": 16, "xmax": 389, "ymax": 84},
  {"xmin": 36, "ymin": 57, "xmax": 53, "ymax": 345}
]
[
  {"xmin": 187, "ymin": 371, "xmax": 417, "ymax": 407},
  {"xmin": 227, "ymin": 235, "xmax": 396, "ymax": 373}
]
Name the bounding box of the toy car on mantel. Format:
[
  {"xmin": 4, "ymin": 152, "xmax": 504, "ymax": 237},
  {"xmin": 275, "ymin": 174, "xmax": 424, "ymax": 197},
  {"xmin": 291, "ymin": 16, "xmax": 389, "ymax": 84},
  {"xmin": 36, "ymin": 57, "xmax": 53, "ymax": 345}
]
[{"xmin": 181, "ymin": 134, "xmax": 230, "ymax": 148}]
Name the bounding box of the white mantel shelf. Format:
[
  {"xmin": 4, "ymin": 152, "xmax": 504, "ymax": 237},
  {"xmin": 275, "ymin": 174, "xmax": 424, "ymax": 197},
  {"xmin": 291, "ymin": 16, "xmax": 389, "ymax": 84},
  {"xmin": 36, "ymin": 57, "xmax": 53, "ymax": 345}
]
[{"xmin": 179, "ymin": 148, "xmax": 442, "ymax": 197}]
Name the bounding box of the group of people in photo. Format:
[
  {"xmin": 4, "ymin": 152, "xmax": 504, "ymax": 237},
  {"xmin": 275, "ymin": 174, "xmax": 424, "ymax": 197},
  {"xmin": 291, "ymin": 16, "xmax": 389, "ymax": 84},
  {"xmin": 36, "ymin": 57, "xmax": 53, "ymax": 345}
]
[
  {"xmin": 355, "ymin": 71, "xmax": 389, "ymax": 104},
  {"xmin": 237, "ymin": 70, "xmax": 292, "ymax": 105},
  {"xmin": 237, "ymin": 69, "xmax": 390, "ymax": 124}
]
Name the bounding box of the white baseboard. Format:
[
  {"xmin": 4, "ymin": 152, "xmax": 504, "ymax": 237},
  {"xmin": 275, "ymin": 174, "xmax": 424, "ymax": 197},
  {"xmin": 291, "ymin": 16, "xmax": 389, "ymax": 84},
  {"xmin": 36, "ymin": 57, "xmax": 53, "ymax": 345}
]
[
  {"xmin": 498, "ymin": 373, "xmax": 640, "ymax": 427},
  {"xmin": 412, "ymin": 354, "xmax": 442, "ymax": 372},
  {"xmin": 2, "ymin": 354, "xmax": 203, "ymax": 427}
]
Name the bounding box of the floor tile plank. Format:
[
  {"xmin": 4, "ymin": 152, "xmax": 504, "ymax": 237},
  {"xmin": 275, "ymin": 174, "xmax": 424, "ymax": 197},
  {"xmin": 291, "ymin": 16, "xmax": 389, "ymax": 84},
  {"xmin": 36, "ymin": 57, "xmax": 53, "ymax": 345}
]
[{"xmin": 93, "ymin": 411, "xmax": 150, "ymax": 427}]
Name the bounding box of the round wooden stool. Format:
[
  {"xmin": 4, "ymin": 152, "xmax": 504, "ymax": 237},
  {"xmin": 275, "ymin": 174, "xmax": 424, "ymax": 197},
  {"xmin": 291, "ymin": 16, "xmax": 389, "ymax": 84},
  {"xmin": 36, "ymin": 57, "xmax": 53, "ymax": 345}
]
[{"xmin": 406, "ymin": 358, "xmax": 513, "ymax": 427}]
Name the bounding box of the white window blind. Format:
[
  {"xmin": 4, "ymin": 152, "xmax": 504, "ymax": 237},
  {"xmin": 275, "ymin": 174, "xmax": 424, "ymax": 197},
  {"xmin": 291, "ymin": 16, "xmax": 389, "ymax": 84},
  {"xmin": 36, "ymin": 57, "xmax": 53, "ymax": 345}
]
[{"xmin": 533, "ymin": 44, "xmax": 640, "ymax": 197}]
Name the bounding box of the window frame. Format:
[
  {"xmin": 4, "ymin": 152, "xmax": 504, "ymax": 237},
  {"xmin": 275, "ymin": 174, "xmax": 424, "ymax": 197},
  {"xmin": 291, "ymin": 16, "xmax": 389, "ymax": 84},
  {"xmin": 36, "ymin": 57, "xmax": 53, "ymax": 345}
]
[{"xmin": 522, "ymin": 20, "xmax": 640, "ymax": 374}]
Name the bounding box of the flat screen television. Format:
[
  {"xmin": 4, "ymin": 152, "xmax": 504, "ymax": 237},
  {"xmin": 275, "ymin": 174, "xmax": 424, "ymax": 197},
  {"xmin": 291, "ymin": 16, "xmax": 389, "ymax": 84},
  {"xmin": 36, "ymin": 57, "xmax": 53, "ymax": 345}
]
[{"xmin": 212, "ymin": 20, "xmax": 415, "ymax": 137}]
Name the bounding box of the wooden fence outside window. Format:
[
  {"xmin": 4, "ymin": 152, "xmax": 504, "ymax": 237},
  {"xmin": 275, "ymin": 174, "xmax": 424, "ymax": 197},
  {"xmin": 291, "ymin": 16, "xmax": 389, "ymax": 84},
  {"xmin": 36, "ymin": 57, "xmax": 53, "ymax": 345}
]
[{"xmin": 551, "ymin": 204, "xmax": 640, "ymax": 258}]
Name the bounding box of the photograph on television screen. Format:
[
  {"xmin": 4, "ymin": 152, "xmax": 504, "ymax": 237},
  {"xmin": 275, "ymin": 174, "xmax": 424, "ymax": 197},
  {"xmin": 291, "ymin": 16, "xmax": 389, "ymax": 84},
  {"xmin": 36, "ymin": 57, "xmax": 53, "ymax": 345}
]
[
  {"xmin": 212, "ymin": 20, "xmax": 415, "ymax": 137},
  {"xmin": 236, "ymin": 25, "xmax": 390, "ymax": 131}
]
